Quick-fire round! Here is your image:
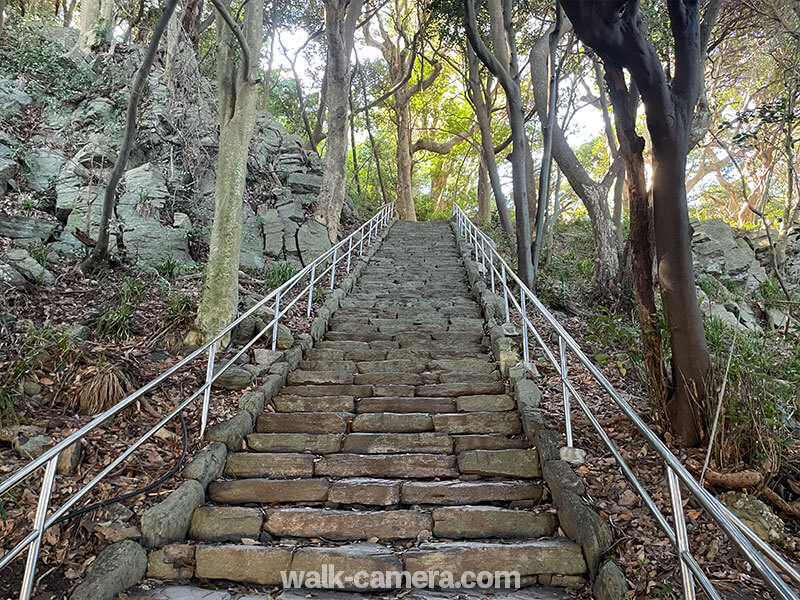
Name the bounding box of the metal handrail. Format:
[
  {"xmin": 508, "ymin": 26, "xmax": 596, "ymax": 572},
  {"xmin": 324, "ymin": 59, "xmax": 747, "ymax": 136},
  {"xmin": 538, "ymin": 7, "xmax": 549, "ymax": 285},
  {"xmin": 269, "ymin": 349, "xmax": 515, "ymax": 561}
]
[
  {"xmin": 0, "ymin": 203, "xmax": 397, "ymax": 599},
  {"xmin": 452, "ymin": 204, "xmax": 800, "ymax": 600}
]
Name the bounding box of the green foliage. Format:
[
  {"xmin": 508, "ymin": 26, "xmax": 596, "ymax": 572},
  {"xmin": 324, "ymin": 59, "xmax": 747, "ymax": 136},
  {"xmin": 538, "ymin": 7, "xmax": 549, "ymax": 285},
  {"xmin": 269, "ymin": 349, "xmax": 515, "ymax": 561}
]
[
  {"xmin": 537, "ymin": 219, "xmax": 595, "ymax": 306},
  {"xmin": 168, "ymin": 293, "xmax": 192, "ymax": 320},
  {"xmin": 704, "ymin": 315, "xmax": 799, "ymax": 468},
  {"xmin": 25, "ymin": 240, "xmax": 48, "ymax": 267},
  {"xmin": 0, "ymin": 26, "xmax": 93, "ymax": 102},
  {"xmin": 94, "ymin": 276, "xmax": 146, "ymax": 339},
  {"xmin": 262, "ymin": 261, "xmax": 300, "ymax": 292},
  {"xmin": 587, "ymin": 308, "xmax": 644, "ymax": 377},
  {"xmin": 156, "ymin": 256, "xmax": 193, "ymax": 282}
]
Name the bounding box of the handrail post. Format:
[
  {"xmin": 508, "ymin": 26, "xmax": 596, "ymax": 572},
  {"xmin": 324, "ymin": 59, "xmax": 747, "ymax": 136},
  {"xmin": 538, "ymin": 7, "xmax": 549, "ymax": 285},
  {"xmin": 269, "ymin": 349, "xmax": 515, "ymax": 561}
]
[
  {"xmin": 501, "ymin": 264, "xmax": 510, "ymax": 323},
  {"xmin": 330, "ymin": 247, "xmax": 338, "ymax": 291},
  {"xmin": 19, "ymin": 456, "xmax": 58, "ymax": 600},
  {"xmin": 520, "ymin": 287, "xmax": 530, "ymax": 366},
  {"xmin": 489, "ymin": 246, "xmax": 496, "ymax": 293},
  {"xmin": 559, "ymin": 336, "xmax": 573, "ymax": 448},
  {"xmin": 367, "ymin": 219, "xmax": 374, "ymax": 246},
  {"xmin": 480, "ymin": 236, "xmax": 486, "ymax": 276},
  {"xmin": 668, "ymin": 467, "xmax": 697, "ymax": 600},
  {"xmin": 200, "ymin": 340, "xmax": 216, "ymax": 438},
  {"xmin": 271, "ymin": 289, "xmax": 281, "ymax": 351},
  {"xmin": 359, "ymin": 227, "xmax": 365, "ymax": 257},
  {"xmin": 307, "ymin": 264, "xmax": 316, "ymax": 317},
  {"xmin": 346, "ymin": 236, "xmax": 353, "ymax": 273}
]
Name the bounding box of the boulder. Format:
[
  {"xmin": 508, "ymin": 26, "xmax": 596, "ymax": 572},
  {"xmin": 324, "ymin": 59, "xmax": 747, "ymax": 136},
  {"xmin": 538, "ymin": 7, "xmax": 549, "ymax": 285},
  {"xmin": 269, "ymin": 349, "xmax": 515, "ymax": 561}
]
[
  {"xmin": 4, "ymin": 248, "xmax": 54, "ymax": 284},
  {"xmin": 268, "ymin": 323, "xmax": 294, "ymax": 350},
  {"xmin": 140, "ymin": 480, "xmax": 205, "ymax": 547},
  {"xmin": 23, "ymin": 148, "xmax": 65, "ymax": 191},
  {"xmin": 0, "ymin": 262, "xmax": 27, "ymax": 289},
  {"xmin": 719, "ymin": 491, "xmax": 792, "ymax": 549},
  {"xmin": 240, "ymin": 204, "xmax": 265, "ymax": 270},
  {"xmin": 69, "ymin": 540, "xmax": 146, "ymax": 600},
  {"xmin": 0, "ymin": 156, "xmax": 15, "ymax": 194},
  {"xmin": 13, "ymin": 433, "xmax": 53, "ymax": 459},
  {"xmin": 287, "ymin": 172, "xmax": 322, "ymax": 194},
  {"xmin": 296, "ymin": 219, "xmax": 331, "ymax": 264},
  {"xmin": 0, "ymin": 78, "xmax": 32, "ymax": 119},
  {"xmin": 212, "ymin": 364, "xmax": 253, "ymax": 390},
  {"xmin": 0, "ymin": 214, "xmax": 58, "ymax": 241}
]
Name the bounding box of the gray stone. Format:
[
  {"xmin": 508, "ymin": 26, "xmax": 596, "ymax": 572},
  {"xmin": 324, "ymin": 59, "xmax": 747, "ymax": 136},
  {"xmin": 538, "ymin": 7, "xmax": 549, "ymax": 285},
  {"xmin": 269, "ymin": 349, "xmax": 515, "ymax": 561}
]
[
  {"xmin": 296, "ymin": 219, "xmax": 332, "ymax": 264},
  {"xmin": 56, "ymin": 440, "xmax": 82, "ymax": 474},
  {"xmin": 0, "ymin": 214, "xmax": 58, "ymax": 240},
  {"xmin": 287, "ymin": 172, "xmax": 322, "ymax": 194},
  {"xmin": 719, "ymin": 491, "xmax": 791, "ymax": 548},
  {"xmin": 14, "ymin": 434, "xmax": 53, "ymax": 459},
  {"xmin": 4, "ymin": 248, "xmax": 54, "ymax": 284},
  {"xmin": 0, "ymin": 156, "xmax": 15, "ymax": 194},
  {"xmin": 264, "ymin": 508, "xmax": 431, "ymax": 541},
  {"xmin": 0, "ymin": 262, "xmax": 26, "ymax": 288},
  {"xmin": 207, "ymin": 411, "xmax": 254, "ymax": 452},
  {"xmin": 328, "ymin": 478, "xmax": 400, "ymax": 506},
  {"xmin": 267, "ymin": 323, "xmax": 294, "ymax": 350},
  {"xmin": 70, "ymin": 540, "xmax": 147, "ymax": 600},
  {"xmin": 140, "ymin": 480, "xmax": 205, "ymax": 547},
  {"xmin": 23, "ymin": 148, "xmax": 65, "ymax": 191},
  {"xmin": 182, "ymin": 441, "xmax": 227, "ymax": 488},
  {"xmin": 0, "ymin": 78, "xmax": 32, "ymax": 119},
  {"xmin": 238, "ymin": 389, "xmax": 266, "ymax": 417},
  {"xmin": 212, "ymin": 364, "xmax": 253, "ymax": 390},
  {"xmin": 515, "ymin": 378, "xmax": 542, "ymax": 409},
  {"xmin": 593, "ymin": 559, "xmax": 630, "ymax": 600},
  {"xmin": 194, "ymin": 545, "xmax": 292, "ymax": 585},
  {"xmin": 189, "ymin": 506, "xmax": 263, "ymax": 542},
  {"xmin": 559, "ymin": 446, "xmax": 587, "ymax": 466},
  {"xmin": 549, "ymin": 488, "xmax": 611, "ymax": 578},
  {"xmin": 173, "ymin": 212, "xmax": 191, "ymax": 229},
  {"xmin": 253, "ymin": 348, "xmax": 282, "ymax": 366},
  {"xmin": 457, "ymin": 448, "xmax": 539, "ymax": 478},
  {"xmin": 432, "ymin": 506, "xmax": 557, "ymax": 539}
]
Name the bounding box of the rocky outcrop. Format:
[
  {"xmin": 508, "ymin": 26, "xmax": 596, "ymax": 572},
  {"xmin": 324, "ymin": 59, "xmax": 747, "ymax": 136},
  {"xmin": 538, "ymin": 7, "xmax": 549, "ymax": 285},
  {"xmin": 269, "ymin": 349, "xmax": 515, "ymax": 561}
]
[{"xmin": 0, "ymin": 26, "xmax": 341, "ymax": 277}]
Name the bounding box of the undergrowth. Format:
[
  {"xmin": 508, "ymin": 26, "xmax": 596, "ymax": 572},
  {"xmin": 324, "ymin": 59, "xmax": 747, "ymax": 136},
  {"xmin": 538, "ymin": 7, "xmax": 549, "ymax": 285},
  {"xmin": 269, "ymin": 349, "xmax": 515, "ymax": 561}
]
[{"xmin": 93, "ymin": 276, "xmax": 146, "ymax": 339}]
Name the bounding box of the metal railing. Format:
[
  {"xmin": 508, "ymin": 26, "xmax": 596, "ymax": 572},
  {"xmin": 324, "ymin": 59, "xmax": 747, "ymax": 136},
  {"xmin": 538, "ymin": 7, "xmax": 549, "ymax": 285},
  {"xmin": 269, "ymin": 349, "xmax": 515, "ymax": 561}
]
[
  {"xmin": 0, "ymin": 203, "xmax": 397, "ymax": 600},
  {"xmin": 452, "ymin": 204, "xmax": 800, "ymax": 600}
]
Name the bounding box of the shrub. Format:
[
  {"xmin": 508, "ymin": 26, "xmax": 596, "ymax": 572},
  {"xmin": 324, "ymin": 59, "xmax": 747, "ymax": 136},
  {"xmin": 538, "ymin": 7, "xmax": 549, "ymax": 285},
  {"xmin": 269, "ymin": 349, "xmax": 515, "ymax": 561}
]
[
  {"xmin": 262, "ymin": 261, "xmax": 300, "ymax": 292},
  {"xmin": 94, "ymin": 276, "xmax": 146, "ymax": 339}
]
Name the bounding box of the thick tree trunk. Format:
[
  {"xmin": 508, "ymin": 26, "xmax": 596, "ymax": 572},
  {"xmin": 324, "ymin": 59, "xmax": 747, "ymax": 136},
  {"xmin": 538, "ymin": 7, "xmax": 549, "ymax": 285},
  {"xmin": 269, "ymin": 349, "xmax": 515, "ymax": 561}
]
[
  {"xmin": 193, "ymin": 0, "xmax": 264, "ymax": 342},
  {"xmin": 314, "ymin": 0, "xmax": 364, "ymax": 242},
  {"xmin": 477, "ymin": 156, "xmax": 490, "ymax": 226},
  {"xmin": 431, "ymin": 164, "xmax": 450, "ymax": 212},
  {"xmin": 508, "ymin": 92, "xmax": 534, "ymax": 288},
  {"xmin": 395, "ymin": 97, "xmax": 417, "ymax": 221},
  {"xmin": 605, "ymin": 64, "xmax": 669, "ymax": 420},
  {"xmin": 78, "ymin": 0, "xmax": 113, "ymax": 51},
  {"xmin": 181, "ymin": 0, "xmax": 203, "ymax": 47}
]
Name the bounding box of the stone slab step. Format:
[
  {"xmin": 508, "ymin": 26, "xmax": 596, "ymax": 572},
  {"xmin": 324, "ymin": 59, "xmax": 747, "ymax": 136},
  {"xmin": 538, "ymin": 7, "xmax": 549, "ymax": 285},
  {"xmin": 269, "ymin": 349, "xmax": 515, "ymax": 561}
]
[
  {"xmin": 299, "ymin": 360, "xmax": 357, "ymax": 372},
  {"xmin": 272, "ymin": 395, "xmax": 355, "ymax": 412},
  {"xmin": 457, "ymin": 449, "xmax": 541, "ymax": 478},
  {"xmin": 189, "ymin": 506, "xmax": 262, "ymax": 542},
  {"xmin": 247, "ymin": 433, "xmax": 343, "ymax": 454},
  {"xmin": 351, "ymin": 412, "xmax": 433, "ymax": 432},
  {"xmin": 433, "ymin": 412, "xmax": 521, "ymax": 435},
  {"xmin": 342, "ymin": 432, "xmax": 452, "ymax": 454},
  {"xmin": 225, "ymin": 453, "xmax": 315, "ymax": 478},
  {"xmin": 328, "ymin": 478, "xmax": 401, "ymax": 506},
  {"xmin": 263, "ymin": 507, "xmax": 432, "ymax": 540},
  {"xmin": 256, "ymin": 412, "xmax": 351, "ymax": 433},
  {"xmin": 431, "ymin": 506, "xmax": 557, "ymax": 539},
  {"xmin": 208, "ymin": 478, "xmax": 331, "ymax": 504},
  {"xmin": 416, "ymin": 382, "xmax": 505, "ymax": 397},
  {"xmin": 186, "ymin": 540, "xmax": 586, "ymax": 588},
  {"xmin": 455, "ymin": 395, "xmax": 514, "ymax": 412},
  {"xmin": 353, "ymin": 372, "xmax": 425, "ymax": 386},
  {"xmin": 400, "ymin": 480, "xmax": 543, "ymax": 505},
  {"xmin": 315, "ymin": 453, "xmax": 458, "ymax": 479},
  {"xmin": 355, "ymin": 397, "xmax": 456, "ymax": 414},
  {"xmin": 282, "ymin": 384, "xmax": 374, "ymax": 398},
  {"xmin": 452, "ymin": 435, "xmax": 528, "ymax": 452},
  {"xmin": 287, "ymin": 371, "xmax": 354, "ymax": 385}
]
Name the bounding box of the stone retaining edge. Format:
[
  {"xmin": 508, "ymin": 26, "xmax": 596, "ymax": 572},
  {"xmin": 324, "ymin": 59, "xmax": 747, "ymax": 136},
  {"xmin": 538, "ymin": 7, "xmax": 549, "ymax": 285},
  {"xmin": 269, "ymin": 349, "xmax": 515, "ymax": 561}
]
[
  {"xmin": 449, "ymin": 218, "xmax": 629, "ymax": 599},
  {"xmin": 68, "ymin": 220, "xmax": 396, "ymax": 600}
]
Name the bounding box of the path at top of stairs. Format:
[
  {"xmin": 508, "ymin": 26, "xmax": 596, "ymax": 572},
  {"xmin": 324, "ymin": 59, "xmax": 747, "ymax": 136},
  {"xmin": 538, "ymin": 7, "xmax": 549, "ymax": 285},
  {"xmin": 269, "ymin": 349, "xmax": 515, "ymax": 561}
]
[{"xmin": 144, "ymin": 221, "xmax": 586, "ymax": 598}]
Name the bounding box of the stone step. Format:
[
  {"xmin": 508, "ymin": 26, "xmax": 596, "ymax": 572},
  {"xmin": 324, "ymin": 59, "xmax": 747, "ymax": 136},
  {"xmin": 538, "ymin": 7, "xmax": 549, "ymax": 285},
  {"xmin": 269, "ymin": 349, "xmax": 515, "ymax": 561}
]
[
  {"xmin": 280, "ymin": 384, "xmax": 373, "ymax": 398},
  {"xmin": 355, "ymin": 397, "xmax": 456, "ymax": 414},
  {"xmin": 416, "ymin": 382, "xmax": 506, "ymax": 397},
  {"xmin": 431, "ymin": 506, "xmax": 558, "ymax": 539},
  {"xmin": 457, "ymin": 449, "xmax": 541, "ymax": 478},
  {"xmin": 287, "ymin": 371, "xmax": 355, "ymax": 385},
  {"xmin": 315, "ymin": 453, "xmax": 459, "ymax": 479},
  {"xmin": 353, "ymin": 372, "xmax": 425, "ymax": 386},
  {"xmin": 299, "ymin": 360, "xmax": 357, "ymax": 372},
  {"xmin": 247, "ymin": 433, "xmax": 343, "ymax": 454},
  {"xmin": 272, "ymin": 395, "xmax": 355, "ymax": 412},
  {"xmin": 433, "ymin": 412, "xmax": 521, "ymax": 435},
  {"xmin": 256, "ymin": 412, "xmax": 352, "ymax": 433},
  {"xmin": 452, "ymin": 435, "xmax": 528, "ymax": 452},
  {"xmin": 400, "ymin": 480, "xmax": 543, "ymax": 505},
  {"xmin": 189, "ymin": 506, "xmax": 262, "ymax": 542},
  {"xmin": 351, "ymin": 412, "xmax": 433, "ymax": 432},
  {"xmin": 208, "ymin": 478, "xmax": 331, "ymax": 504},
  {"xmin": 342, "ymin": 432, "xmax": 452, "ymax": 454},
  {"xmin": 328, "ymin": 477, "xmax": 401, "ymax": 506},
  {"xmin": 189, "ymin": 540, "xmax": 586, "ymax": 587},
  {"xmin": 263, "ymin": 507, "xmax": 432, "ymax": 541},
  {"xmin": 225, "ymin": 453, "xmax": 316, "ymax": 478}
]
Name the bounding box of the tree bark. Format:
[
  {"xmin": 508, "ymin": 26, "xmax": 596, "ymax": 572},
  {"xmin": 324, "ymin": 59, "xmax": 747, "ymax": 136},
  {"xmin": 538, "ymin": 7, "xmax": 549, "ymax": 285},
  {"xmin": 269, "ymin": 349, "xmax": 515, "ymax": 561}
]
[
  {"xmin": 193, "ymin": 0, "xmax": 264, "ymax": 342},
  {"xmin": 477, "ymin": 155, "xmax": 490, "ymax": 226},
  {"xmin": 562, "ymin": 0, "xmax": 713, "ymax": 446},
  {"xmin": 314, "ymin": 0, "xmax": 364, "ymax": 242},
  {"xmin": 78, "ymin": 0, "xmax": 114, "ymax": 52},
  {"xmin": 79, "ymin": 0, "xmax": 179, "ymax": 273},
  {"xmin": 464, "ymin": 0, "xmax": 534, "ymax": 287},
  {"xmin": 395, "ymin": 97, "xmax": 416, "ymax": 220},
  {"xmin": 465, "ymin": 44, "xmax": 514, "ymax": 237}
]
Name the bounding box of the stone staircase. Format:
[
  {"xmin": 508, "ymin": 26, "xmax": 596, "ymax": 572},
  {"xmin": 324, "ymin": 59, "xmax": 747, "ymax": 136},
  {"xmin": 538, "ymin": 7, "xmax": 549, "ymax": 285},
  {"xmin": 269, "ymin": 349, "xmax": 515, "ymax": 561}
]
[{"xmin": 150, "ymin": 221, "xmax": 587, "ymax": 597}]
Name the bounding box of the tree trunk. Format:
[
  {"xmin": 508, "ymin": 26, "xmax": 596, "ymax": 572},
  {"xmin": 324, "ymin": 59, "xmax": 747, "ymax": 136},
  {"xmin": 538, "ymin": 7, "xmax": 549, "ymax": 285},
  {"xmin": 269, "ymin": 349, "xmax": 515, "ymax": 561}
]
[
  {"xmin": 79, "ymin": 0, "xmax": 179, "ymax": 272},
  {"xmin": 543, "ymin": 167, "xmax": 561, "ymax": 268},
  {"xmin": 477, "ymin": 156, "xmax": 490, "ymax": 226},
  {"xmin": 193, "ymin": 0, "xmax": 264, "ymax": 342},
  {"xmin": 314, "ymin": 0, "xmax": 364, "ymax": 242},
  {"xmin": 0, "ymin": 0, "xmax": 6, "ymax": 28},
  {"xmin": 181, "ymin": 0, "xmax": 203, "ymax": 47},
  {"xmin": 508, "ymin": 90, "xmax": 534, "ymax": 287},
  {"xmin": 605, "ymin": 64, "xmax": 669, "ymax": 421},
  {"xmin": 395, "ymin": 96, "xmax": 417, "ymax": 221},
  {"xmin": 78, "ymin": 0, "xmax": 113, "ymax": 52},
  {"xmin": 431, "ymin": 163, "xmax": 450, "ymax": 212},
  {"xmin": 465, "ymin": 45, "xmax": 514, "ymax": 237}
]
